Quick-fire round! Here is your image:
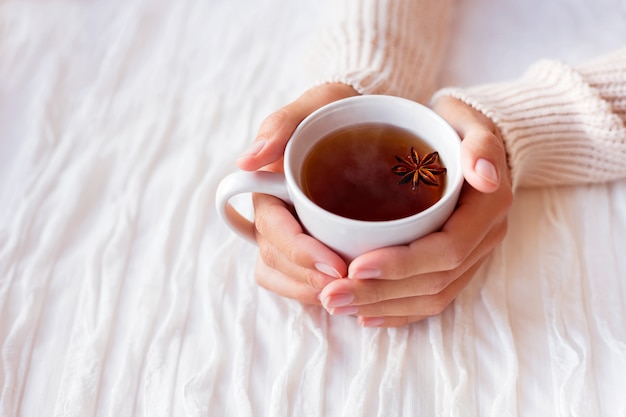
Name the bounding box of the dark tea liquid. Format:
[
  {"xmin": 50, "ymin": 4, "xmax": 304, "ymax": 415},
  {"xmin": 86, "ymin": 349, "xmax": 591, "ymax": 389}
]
[{"xmin": 301, "ymin": 123, "xmax": 446, "ymax": 221}]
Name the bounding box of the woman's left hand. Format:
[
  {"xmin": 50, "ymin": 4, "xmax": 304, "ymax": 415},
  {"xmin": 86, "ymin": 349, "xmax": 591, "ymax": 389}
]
[{"xmin": 318, "ymin": 96, "xmax": 514, "ymax": 327}]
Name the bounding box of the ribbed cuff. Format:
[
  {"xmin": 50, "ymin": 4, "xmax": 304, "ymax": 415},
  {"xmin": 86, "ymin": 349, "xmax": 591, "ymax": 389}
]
[{"xmin": 434, "ymin": 60, "xmax": 626, "ymax": 189}]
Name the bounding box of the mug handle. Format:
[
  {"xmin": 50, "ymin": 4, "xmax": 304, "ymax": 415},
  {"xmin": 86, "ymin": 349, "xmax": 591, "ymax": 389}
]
[{"xmin": 215, "ymin": 171, "xmax": 292, "ymax": 243}]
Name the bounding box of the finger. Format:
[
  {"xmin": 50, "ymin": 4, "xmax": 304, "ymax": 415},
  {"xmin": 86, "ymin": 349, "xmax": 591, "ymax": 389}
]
[
  {"xmin": 433, "ymin": 96, "xmax": 508, "ymax": 193},
  {"xmin": 461, "ymin": 129, "xmax": 507, "ymax": 193},
  {"xmin": 348, "ymin": 183, "xmax": 511, "ymax": 280},
  {"xmin": 358, "ymin": 315, "xmax": 426, "ymax": 328},
  {"xmin": 253, "ymin": 192, "xmax": 347, "ymax": 279},
  {"xmin": 320, "ymin": 220, "xmax": 506, "ymax": 311},
  {"xmin": 236, "ymin": 107, "xmax": 295, "ymax": 172},
  {"xmin": 237, "ymin": 83, "xmax": 358, "ymax": 171},
  {"xmin": 348, "ymin": 259, "xmax": 485, "ymax": 325},
  {"xmin": 253, "ymin": 257, "xmax": 324, "ymax": 305},
  {"xmin": 256, "ymin": 232, "xmax": 340, "ymax": 291}
]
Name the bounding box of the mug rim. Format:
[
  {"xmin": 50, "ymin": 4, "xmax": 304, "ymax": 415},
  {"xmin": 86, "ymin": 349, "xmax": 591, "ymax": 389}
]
[{"xmin": 284, "ymin": 95, "xmax": 463, "ymax": 229}]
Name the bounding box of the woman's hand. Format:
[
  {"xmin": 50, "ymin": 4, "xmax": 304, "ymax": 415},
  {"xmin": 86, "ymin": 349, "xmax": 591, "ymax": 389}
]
[
  {"xmin": 237, "ymin": 83, "xmax": 359, "ymax": 304},
  {"xmin": 318, "ymin": 96, "xmax": 514, "ymax": 327}
]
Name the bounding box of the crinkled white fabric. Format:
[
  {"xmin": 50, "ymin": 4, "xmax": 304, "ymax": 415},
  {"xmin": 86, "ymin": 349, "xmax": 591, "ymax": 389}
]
[{"xmin": 1, "ymin": 0, "xmax": 625, "ymax": 416}]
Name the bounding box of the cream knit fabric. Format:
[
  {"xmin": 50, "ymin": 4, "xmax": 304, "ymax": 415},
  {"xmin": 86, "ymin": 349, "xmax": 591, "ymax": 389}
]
[
  {"xmin": 437, "ymin": 50, "xmax": 626, "ymax": 188},
  {"xmin": 314, "ymin": 0, "xmax": 626, "ymax": 189},
  {"xmin": 311, "ymin": 0, "xmax": 452, "ymax": 104}
]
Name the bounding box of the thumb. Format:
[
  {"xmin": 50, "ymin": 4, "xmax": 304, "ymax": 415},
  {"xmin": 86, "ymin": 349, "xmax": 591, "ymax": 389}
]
[
  {"xmin": 236, "ymin": 105, "xmax": 299, "ymax": 172},
  {"xmin": 237, "ymin": 83, "xmax": 359, "ymax": 172},
  {"xmin": 431, "ymin": 95, "xmax": 507, "ymax": 194},
  {"xmin": 460, "ymin": 128, "xmax": 505, "ymax": 193}
]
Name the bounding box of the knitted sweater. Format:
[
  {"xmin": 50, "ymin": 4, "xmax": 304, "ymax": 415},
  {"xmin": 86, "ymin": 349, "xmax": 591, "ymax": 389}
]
[{"xmin": 312, "ymin": 0, "xmax": 626, "ymax": 189}]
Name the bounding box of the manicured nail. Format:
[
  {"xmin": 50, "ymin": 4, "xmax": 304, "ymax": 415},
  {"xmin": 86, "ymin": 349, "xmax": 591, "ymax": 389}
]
[
  {"xmin": 475, "ymin": 158, "xmax": 498, "ymax": 185},
  {"xmin": 329, "ymin": 306, "xmax": 359, "ymax": 316},
  {"xmin": 237, "ymin": 140, "xmax": 266, "ymax": 159},
  {"xmin": 349, "ymin": 268, "xmax": 381, "ymax": 280},
  {"xmin": 323, "ymin": 293, "xmax": 354, "ymax": 309},
  {"xmin": 315, "ymin": 262, "xmax": 342, "ymax": 278},
  {"xmin": 360, "ymin": 317, "xmax": 386, "ymax": 327}
]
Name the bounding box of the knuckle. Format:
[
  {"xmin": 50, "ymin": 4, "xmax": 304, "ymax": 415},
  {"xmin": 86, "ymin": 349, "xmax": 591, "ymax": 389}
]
[
  {"xmin": 442, "ymin": 242, "xmax": 469, "ymax": 270},
  {"xmin": 253, "ymin": 213, "xmax": 270, "ymax": 237},
  {"xmin": 424, "ymin": 295, "xmax": 453, "ymax": 316},
  {"xmin": 290, "ymin": 233, "xmax": 324, "ymax": 268},
  {"xmin": 270, "ymin": 107, "xmax": 291, "ymax": 123},
  {"xmin": 259, "ymin": 107, "xmax": 291, "ymax": 134},
  {"xmin": 302, "ymin": 269, "xmax": 325, "ymax": 291},
  {"xmin": 284, "ymin": 240, "xmax": 303, "ymax": 265},
  {"xmin": 396, "ymin": 263, "xmax": 416, "ymax": 282},
  {"xmin": 477, "ymin": 129, "xmax": 506, "ymax": 155},
  {"xmin": 252, "ymin": 196, "xmax": 282, "ymax": 234},
  {"xmin": 257, "ymin": 242, "xmax": 279, "ymax": 269},
  {"xmin": 424, "ymin": 273, "xmax": 454, "ymax": 295},
  {"xmin": 369, "ymin": 285, "xmax": 388, "ymax": 304}
]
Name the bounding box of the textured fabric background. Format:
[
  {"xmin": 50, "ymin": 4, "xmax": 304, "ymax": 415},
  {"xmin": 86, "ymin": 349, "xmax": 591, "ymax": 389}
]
[{"xmin": 1, "ymin": 0, "xmax": 625, "ymax": 416}]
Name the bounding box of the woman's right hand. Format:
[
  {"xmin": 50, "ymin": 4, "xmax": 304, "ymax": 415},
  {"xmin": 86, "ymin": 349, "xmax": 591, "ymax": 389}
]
[{"xmin": 236, "ymin": 83, "xmax": 359, "ymax": 304}]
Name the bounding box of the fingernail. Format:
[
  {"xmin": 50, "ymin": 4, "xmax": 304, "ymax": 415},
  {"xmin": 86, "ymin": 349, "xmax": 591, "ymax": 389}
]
[
  {"xmin": 329, "ymin": 306, "xmax": 359, "ymax": 316},
  {"xmin": 349, "ymin": 268, "xmax": 381, "ymax": 280},
  {"xmin": 360, "ymin": 317, "xmax": 385, "ymax": 327},
  {"xmin": 475, "ymin": 158, "xmax": 498, "ymax": 185},
  {"xmin": 238, "ymin": 140, "xmax": 266, "ymax": 159},
  {"xmin": 315, "ymin": 262, "xmax": 342, "ymax": 278},
  {"xmin": 323, "ymin": 292, "xmax": 354, "ymax": 309}
]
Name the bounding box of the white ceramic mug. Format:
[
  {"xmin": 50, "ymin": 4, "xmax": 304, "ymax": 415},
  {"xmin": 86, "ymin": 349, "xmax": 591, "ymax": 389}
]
[{"xmin": 215, "ymin": 95, "xmax": 463, "ymax": 260}]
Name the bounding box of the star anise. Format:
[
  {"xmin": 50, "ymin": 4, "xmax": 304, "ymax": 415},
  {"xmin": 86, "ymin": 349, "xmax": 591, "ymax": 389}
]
[{"xmin": 392, "ymin": 147, "xmax": 447, "ymax": 190}]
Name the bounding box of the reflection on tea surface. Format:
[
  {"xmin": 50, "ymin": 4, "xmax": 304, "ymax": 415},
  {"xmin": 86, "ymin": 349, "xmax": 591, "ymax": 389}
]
[{"xmin": 301, "ymin": 123, "xmax": 446, "ymax": 221}]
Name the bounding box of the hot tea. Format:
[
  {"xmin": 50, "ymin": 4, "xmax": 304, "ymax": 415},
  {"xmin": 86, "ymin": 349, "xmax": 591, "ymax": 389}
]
[
  {"xmin": 217, "ymin": 95, "xmax": 462, "ymax": 259},
  {"xmin": 301, "ymin": 123, "xmax": 447, "ymax": 221}
]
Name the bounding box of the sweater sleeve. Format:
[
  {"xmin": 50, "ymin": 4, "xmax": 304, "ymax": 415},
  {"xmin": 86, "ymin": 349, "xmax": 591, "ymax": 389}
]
[
  {"xmin": 308, "ymin": 0, "xmax": 452, "ymax": 104},
  {"xmin": 433, "ymin": 48, "xmax": 626, "ymax": 189}
]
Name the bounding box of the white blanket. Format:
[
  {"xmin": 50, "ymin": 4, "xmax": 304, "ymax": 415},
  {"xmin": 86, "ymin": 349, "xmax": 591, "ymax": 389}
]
[{"xmin": 1, "ymin": 0, "xmax": 625, "ymax": 416}]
